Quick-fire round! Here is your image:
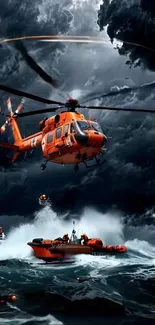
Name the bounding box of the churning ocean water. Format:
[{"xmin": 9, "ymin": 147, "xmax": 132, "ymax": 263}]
[{"xmin": 0, "ymin": 207, "xmax": 155, "ymax": 325}]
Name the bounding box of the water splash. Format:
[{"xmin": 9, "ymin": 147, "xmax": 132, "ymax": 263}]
[{"xmin": 0, "ymin": 207, "xmax": 125, "ymax": 260}]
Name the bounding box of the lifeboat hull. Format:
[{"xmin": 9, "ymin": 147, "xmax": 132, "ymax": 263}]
[{"xmin": 27, "ymin": 238, "xmax": 127, "ymax": 262}]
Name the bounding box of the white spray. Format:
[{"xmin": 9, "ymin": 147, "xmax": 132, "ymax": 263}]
[{"xmin": 0, "ymin": 207, "xmax": 124, "ymax": 260}]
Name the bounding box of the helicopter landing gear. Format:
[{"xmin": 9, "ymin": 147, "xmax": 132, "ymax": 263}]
[
  {"xmin": 74, "ymin": 164, "xmax": 79, "ymax": 172},
  {"xmin": 82, "ymin": 155, "xmax": 106, "ymax": 169}
]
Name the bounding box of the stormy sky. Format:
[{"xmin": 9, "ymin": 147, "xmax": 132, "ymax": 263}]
[{"xmin": 1, "ymin": 0, "xmax": 155, "ymax": 230}]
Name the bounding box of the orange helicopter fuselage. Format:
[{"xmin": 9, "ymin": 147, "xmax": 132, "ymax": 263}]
[{"xmin": 8, "ymin": 111, "xmax": 107, "ymax": 166}]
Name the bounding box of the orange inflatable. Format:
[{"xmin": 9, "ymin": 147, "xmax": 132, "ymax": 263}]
[
  {"xmin": 87, "ymin": 238, "xmax": 103, "ymax": 247},
  {"xmin": 27, "ymin": 237, "xmax": 127, "ymax": 262}
]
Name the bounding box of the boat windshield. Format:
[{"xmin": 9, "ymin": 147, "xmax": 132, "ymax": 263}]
[
  {"xmin": 90, "ymin": 122, "xmax": 103, "ymax": 133},
  {"xmin": 77, "ymin": 121, "xmax": 92, "ymax": 131}
]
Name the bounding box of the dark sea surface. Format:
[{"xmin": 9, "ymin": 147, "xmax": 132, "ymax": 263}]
[{"xmin": 0, "ymin": 207, "xmax": 155, "ymax": 325}]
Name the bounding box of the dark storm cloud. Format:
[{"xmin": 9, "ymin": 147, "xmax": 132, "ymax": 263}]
[
  {"xmin": 0, "ymin": 0, "xmax": 73, "ymax": 83},
  {"xmin": 0, "ymin": 0, "xmax": 72, "ymax": 38},
  {"xmin": 97, "ymin": 0, "xmax": 155, "ymax": 71},
  {"xmin": 0, "ymin": 0, "xmax": 74, "ymax": 121}
]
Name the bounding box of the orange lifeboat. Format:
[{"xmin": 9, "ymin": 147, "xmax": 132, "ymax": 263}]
[{"xmin": 27, "ymin": 236, "xmax": 127, "ymax": 263}]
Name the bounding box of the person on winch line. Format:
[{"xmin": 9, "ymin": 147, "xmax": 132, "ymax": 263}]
[{"xmin": 39, "ymin": 194, "xmax": 47, "ymax": 201}]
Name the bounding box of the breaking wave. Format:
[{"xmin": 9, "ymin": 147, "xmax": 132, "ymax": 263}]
[
  {"xmin": 0, "ymin": 207, "xmax": 125, "ymax": 260},
  {"xmin": 0, "ymin": 207, "xmax": 155, "ymax": 325},
  {"xmin": 1, "ymin": 206, "xmax": 155, "ymax": 269}
]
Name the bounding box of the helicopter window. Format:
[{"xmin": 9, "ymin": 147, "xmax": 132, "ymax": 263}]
[
  {"xmin": 64, "ymin": 124, "xmax": 69, "ymax": 137},
  {"xmin": 90, "ymin": 122, "xmax": 103, "ymax": 133},
  {"xmin": 71, "ymin": 122, "xmax": 76, "ymax": 133},
  {"xmin": 56, "ymin": 127, "xmax": 62, "ymax": 139},
  {"xmin": 77, "ymin": 121, "xmax": 91, "ymax": 131},
  {"xmin": 47, "ymin": 132, "xmax": 53, "ymax": 143}
]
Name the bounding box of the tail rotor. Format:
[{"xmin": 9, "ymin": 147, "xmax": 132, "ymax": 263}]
[
  {"xmin": 0, "ymin": 98, "xmax": 25, "ymax": 164},
  {"xmin": 0, "ymin": 98, "xmax": 25, "ymax": 135},
  {"xmin": 0, "ymin": 98, "xmax": 13, "ymax": 135},
  {"xmin": 6, "ymin": 98, "xmax": 13, "ymax": 116}
]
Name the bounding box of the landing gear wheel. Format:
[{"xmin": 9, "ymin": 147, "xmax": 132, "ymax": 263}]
[
  {"xmin": 40, "ymin": 164, "xmax": 46, "ymax": 171},
  {"xmin": 75, "ymin": 164, "xmax": 79, "ymax": 172}
]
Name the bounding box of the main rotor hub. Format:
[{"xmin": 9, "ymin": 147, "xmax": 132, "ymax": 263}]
[{"xmin": 66, "ymin": 98, "xmax": 80, "ymax": 111}]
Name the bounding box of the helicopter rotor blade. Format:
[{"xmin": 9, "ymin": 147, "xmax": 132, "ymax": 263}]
[
  {"xmin": 1, "ymin": 35, "xmax": 155, "ymax": 114},
  {"xmin": 0, "ymin": 85, "xmax": 65, "ymax": 105},
  {"xmin": 0, "ymin": 35, "xmax": 155, "ymax": 54},
  {"xmin": 15, "ymin": 41, "xmax": 59, "ymax": 88},
  {"xmin": 80, "ymin": 81, "xmax": 155, "ymax": 105},
  {"xmin": 14, "ymin": 106, "xmax": 64, "ymax": 118},
  {"xmin": 0, "ymin": 35, "xmax": 108, "ymax": 45},
  {"xmin": 4, "ymin": 104, "xmax": 155, "ymax": 119},
  {"xmin": 82, "ymin": 105, "xmax": 155, "ymax": 113}
]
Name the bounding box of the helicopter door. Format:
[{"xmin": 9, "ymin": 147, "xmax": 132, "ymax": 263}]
[{"xmin": 46, "ymin": 129, "xmax": 64, "ymax": 157}]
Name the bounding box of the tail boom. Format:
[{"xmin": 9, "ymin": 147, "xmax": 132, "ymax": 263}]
[
  {"xmin": 0, "ymin": 133, "xmax": 42, "ymax": 152},
  {"xmin": 9, "ymin": 116, "xmax": 22, "ymax": 145},
  {"xmin": 19, "ymin": 132, "xmax": 42, "ymax": 151},
  {"xmin": 0, "ymin": 143, "xmax": 19, "ymax": 150}
]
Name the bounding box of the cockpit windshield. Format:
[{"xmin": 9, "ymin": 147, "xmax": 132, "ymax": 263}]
[
  {"xmin": 77, "ymin": 121, "xmax": 92, "ymax": 131},
  {"xmin": 90, "ymin": 122, "xmax": 103, "ymax": 133},
  {"xmin": 77, "ymin": 120, "xmax": 103, "ymax": 133}
]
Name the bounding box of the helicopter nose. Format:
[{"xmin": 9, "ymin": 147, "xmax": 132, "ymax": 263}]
[
  {"xmin": 102, "ymin": 134, "xmax": 107, "ymax": 146},
  {"xmin": 74, "ymin": 132, "xmax": 88, "ymax": 145},
  {"xmin": 88, "ymin": 132, "xmax": 106, "ymax": 147}
]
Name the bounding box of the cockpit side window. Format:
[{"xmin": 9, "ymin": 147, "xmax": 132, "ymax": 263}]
[{"xmin": 90, "ymin": 122, "xmax": 103, "ymax": 133}]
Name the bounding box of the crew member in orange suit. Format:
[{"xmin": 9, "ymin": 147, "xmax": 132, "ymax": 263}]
[
  {"xmin": 62, "ymin": 233, "xmax": 69, "ymax": 243},
  {"xmin": 81, "ymin": 233, "xmax": 89, "ymax": 245}
]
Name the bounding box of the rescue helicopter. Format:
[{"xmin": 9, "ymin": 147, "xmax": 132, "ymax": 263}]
[{"xmin": 0, "ymin": 35, "xmax": 155, "ymax": 172}]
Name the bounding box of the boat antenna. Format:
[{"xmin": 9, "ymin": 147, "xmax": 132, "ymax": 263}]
[{"xmin": 72, "ymin": 220, "xmax": 76, "ymax": 235}]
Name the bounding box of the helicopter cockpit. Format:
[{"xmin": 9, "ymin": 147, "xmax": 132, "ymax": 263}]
[
  {"xmin": 77, "ymin": 121, "xmax": 91, "ymax": 131},
  {"xmin": 76, "ymin": 120, "xmax": 103, "ymax": 133},
  {"xmin": 90, "ymin": 121, "xmax": 103, "ymax": 133}
]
